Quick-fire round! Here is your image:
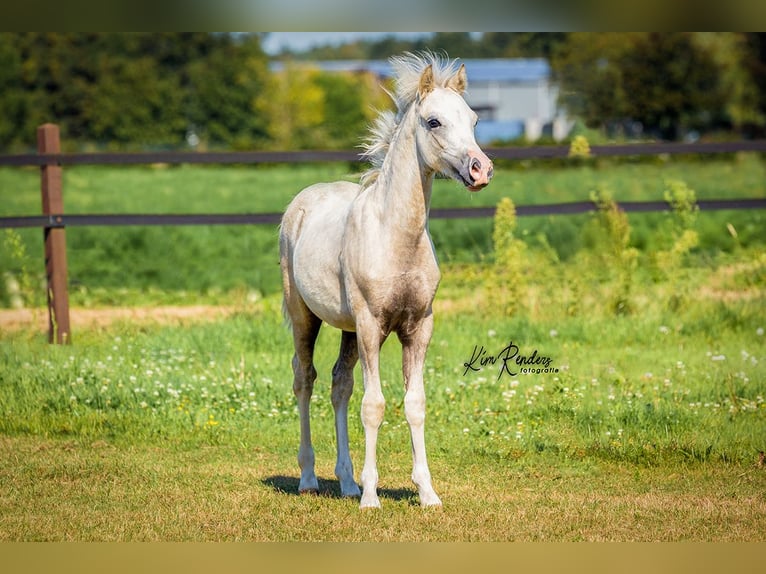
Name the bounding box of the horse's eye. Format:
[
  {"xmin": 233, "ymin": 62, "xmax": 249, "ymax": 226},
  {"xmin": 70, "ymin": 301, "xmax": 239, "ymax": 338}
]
[{"xmin": 427, "ymin": 118, "xmax": 441, "ymax": 129}]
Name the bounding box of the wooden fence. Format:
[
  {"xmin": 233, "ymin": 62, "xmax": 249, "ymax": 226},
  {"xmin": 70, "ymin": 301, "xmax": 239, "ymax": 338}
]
[{"xmin": 2, "ymin": 124, "xmax": 766, "ymax": 343}]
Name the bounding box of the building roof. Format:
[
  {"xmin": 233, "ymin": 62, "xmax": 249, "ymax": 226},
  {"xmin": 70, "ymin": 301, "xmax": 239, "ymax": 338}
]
[{"xmin": 269, "ymin": 58, "xmax": 551, "ymax": 83}]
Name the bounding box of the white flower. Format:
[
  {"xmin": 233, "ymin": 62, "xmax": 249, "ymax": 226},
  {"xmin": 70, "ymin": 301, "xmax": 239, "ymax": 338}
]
[
  {"xmin": 549, "ymin": 329, "xmax": 558, "ymax": 338},
  {"xmin": 659, "ymin": 325, "xmax": 669, "ymax": 334},
  {"xmin": 756, "ymin": 327, "xmax": 764, "ymax": 336}
]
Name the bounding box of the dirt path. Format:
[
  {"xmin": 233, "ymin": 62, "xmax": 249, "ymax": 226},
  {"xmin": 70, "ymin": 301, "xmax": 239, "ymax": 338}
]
[{"xmin": 0, "ymin": 305, "xmax": 239, "ymax": 332}]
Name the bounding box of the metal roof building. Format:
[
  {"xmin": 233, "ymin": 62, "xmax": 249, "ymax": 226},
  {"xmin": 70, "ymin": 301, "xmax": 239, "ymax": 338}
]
[{"xmin": 270, "ymin": 58, "xmax": 572, "ymax": 143}]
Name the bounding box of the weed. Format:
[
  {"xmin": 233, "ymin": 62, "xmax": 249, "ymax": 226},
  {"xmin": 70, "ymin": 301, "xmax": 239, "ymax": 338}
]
[
  {"xmin": 2, "ymin": 229, "xmax": 44, "ymax": 316},
  {"xmin": 490, "ymin": 197, "xmax": 527, "ymax": 316},
  {"xmin": 589, "ymin": 187, "xmax": 639, "ymax": 315},
  {"xmin": 652, "ymin": 179, "xmax": 701, "ymax": 310}
]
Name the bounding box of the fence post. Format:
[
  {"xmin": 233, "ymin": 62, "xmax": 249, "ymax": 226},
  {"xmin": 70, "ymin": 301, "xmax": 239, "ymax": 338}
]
[{"xmin": 38, "ymin": 124, "xmax": 71, "ymax": 344}]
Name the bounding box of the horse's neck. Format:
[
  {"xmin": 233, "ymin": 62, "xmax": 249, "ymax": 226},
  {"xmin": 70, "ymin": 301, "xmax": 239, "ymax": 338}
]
[{"xmin": 371, "ymin": 110, "xmax": 434, "ymax": 241}]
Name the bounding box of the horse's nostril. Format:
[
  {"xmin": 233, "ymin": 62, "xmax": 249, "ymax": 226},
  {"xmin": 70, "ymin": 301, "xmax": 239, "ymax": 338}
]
[{"xmin": 470, "ymin": 157, "xmax": 482, "ymax": 174}]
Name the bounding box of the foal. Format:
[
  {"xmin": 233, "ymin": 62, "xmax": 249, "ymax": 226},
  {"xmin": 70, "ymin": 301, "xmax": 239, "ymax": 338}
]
[{"xmin": 279, "ymin": 53, "xmax": 493, "ymax": 508}]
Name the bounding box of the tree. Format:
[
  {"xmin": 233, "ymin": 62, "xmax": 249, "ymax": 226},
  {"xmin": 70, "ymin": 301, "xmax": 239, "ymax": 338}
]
[
  {"xmin": 620, "ymin": 33, "xmax": 724, "ymax": 140},
  {"xmin": 481, "ymin": 33, "xmax": 568, "ymax": 59},
  {"xmin": 553, "ymin": 33, "xmax": 751, "ymax": 140},
  {"xmin": 83, "ymin": 54, "xmax": 186, "ymax": 147},
  {"xmin": 0, "ymin": 32, "xmax": 273, "ymax": 150},
  {"xmin": 552, "ymin": 33, "xmax": 638, "ymax": 135},
  {"xmin": 0, "ymin": 34, "xmax": 24, "ymax": 149},
  {"xmin": 186, "ymin": 35, "xmax": 271, "ymax": 149}
]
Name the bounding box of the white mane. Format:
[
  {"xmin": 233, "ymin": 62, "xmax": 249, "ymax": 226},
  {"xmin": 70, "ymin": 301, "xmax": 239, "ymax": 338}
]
[{"xmin": 360, "ymin": 52, "xmax": 464, "ymax": 189}]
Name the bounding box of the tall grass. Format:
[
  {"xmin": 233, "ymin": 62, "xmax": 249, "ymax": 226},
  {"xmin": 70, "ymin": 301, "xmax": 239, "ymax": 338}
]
[{"xmin": 1, "ymin": 244, "xmax": 763, "ymax": 466}]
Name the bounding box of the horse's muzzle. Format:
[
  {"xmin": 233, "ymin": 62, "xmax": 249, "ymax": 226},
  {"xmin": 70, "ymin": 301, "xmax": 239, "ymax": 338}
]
[{"xmin": 462, "ymin": 152, "xmax": 493, "ymax": 191}]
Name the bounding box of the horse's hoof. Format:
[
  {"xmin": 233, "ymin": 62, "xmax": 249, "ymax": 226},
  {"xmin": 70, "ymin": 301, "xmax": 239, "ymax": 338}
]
[
  {"xmin": 359, "ymin": 494, "xmax": 381, "ymax": 509},
  {"xmin": 419, "ymin": 492, "xmax": 443, "ymax": 507},
  {"xmin": 340, "ymin": 483, "xmax": 362, "ymax": 499}
]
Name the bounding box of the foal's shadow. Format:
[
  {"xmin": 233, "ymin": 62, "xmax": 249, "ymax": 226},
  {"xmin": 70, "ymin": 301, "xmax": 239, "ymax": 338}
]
[{"xmin": 262, "ymin": 475, "xmax": 418, "ymax": 505}]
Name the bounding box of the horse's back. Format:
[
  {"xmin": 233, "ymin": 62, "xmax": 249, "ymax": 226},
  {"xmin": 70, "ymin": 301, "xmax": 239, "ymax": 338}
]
[{"xmin": 280, "ymin": 181, "xmax": 360, "ymax": 242}]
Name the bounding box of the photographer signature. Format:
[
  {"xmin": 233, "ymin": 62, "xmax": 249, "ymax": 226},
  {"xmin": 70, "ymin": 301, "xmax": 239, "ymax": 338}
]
[{"xmin": 462, "ymin": 340, "xmax": 557, "ymax": 379}]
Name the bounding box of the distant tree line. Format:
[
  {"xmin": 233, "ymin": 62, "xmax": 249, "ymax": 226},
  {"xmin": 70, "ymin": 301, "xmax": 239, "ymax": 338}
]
[
  {"xmin": 0, "ymin": 32, "xmax": 385, "ymax": 152},
  {"xmin": 1, "ymin": 32, "xmax": 765, "ymax": 152}
]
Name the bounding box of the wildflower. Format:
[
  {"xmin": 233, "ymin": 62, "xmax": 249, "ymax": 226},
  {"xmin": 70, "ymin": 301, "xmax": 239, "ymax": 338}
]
[
  {"xmin": 659, "ymin": 325, "xmax": 669, "ymax": 334},
  {"xmin": 549, "ymin": 329, "xmax": 558, "ymax": 338},
  {"xmin": 711, "ymin": 355, "xmax": 726, "ymax": 362},
  {"xmin": 757, "ymin": 327, "xmax": 764, "ymax": 337}
]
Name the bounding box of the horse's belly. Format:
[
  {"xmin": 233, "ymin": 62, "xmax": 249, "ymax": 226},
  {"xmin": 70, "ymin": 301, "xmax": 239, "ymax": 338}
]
[
  {"xmin": 303, "ymin": 296, "xmax": 356, "ymax": 332},
  {"xmin": 293, "ymin": 236, "xmax": 355, "ymax": 332}
]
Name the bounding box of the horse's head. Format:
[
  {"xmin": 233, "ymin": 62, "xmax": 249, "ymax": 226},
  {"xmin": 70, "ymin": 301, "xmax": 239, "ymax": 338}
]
[{"xmin": 414, "ymin": 63, "xmax": 493, "ymax": 192}]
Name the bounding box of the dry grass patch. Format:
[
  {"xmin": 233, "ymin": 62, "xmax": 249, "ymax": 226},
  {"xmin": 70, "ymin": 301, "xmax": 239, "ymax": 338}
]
[{"xmin": 2, "ymin": 436, "xmax": 764, "ymax": 542}]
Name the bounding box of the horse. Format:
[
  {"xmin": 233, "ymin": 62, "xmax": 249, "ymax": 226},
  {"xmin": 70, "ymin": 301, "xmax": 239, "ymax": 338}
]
[{"xmin": 279, "ymin": 52, "xmax": 493, "ymax": 508}]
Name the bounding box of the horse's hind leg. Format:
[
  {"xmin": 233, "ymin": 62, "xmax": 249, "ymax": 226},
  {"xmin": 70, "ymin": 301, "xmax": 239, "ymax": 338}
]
[
  {"xmin": 289, "ymin": 303, "xmax": 322, "ymax": 494},
  {"xmin": 332, "ymin": 330, "xmax": 361, "ymax": 497}
]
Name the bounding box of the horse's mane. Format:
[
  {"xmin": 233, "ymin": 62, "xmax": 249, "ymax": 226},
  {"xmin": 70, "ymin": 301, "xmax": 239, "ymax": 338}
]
[{"xmin": 360, "ymin": 52, "xmax": 463, "ymax": 189}]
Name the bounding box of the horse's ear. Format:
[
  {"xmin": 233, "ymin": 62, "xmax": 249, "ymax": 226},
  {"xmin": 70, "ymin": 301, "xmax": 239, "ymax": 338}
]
[
  {"xmin": 447, "ymin": 64, "xmax": 467, "ymax": 94},
  {"xmin": 418, "ymin": 64, "xmax": 435, "ymax": 100}
]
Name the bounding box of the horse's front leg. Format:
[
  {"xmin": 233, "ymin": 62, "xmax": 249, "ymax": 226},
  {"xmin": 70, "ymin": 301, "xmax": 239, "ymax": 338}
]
[
  {"xmin": 356, "ymin": 310, "xmax": 386, "ymax": 508},
  {"xmin": 401, "ymin": 312, "xmax": 442, "ymax": 507}
]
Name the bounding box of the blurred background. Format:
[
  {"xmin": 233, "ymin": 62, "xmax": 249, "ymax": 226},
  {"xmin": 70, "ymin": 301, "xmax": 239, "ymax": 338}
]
[
  {"xmin": 1, "ymin": 32, "xmax": 766, "ymax": 152},
  {"xmin": 1, "ymin": 32, "xmax": 764, "ymax": 309}
]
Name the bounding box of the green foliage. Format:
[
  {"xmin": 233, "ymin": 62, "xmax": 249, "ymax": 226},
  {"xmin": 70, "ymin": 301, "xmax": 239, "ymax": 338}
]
[
  {"xmin": 0, "ymin": 33, "xmax": 274, "ymax": 151},
  {"xmin": 4, "ymin": 32, "xmax": 766, "ymax": 151},
  {"xmin": 1, "ymin": 156, "xmax": 765, "ymax": 308},
  {"xmin": 490, "ymin": 197, "xmax": 527, "ymax": 316},
  {"xmin": 552, "ymin": 32, "xmax": 762, "ymax": 139},
  {"xmin": 288, "ymin": 32, "xmax": 569, "ymax": 61},
  {"xmin": 1, "ymin": 229, "xmax": 42, "ymax": 309},
  {"xmin": 0, "ymin": 269, "xmax": 763, "ymax": 470},
  {"xmin": 567, "ymin": 135, "xmax": 591, "ymax": 158},
  {"xmin": 651, "ymin": 180, "xmax": 700, "ymax": 311},
  {"xmin": 589, "ymin": 187, "xmax": 639, "ymax": 315}
]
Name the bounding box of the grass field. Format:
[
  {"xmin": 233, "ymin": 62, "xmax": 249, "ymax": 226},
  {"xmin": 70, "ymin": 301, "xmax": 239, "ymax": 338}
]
[
  {"xmin": 1, "ymin": 153, "xmax": 764, "ymax": 305},
  {"xmin": 0, "ymin": 156, "xmax": 765, "ymax": 540},
  {"xmin": 0, "ymin": 292, "xmax": 765, "ymax": 540}
]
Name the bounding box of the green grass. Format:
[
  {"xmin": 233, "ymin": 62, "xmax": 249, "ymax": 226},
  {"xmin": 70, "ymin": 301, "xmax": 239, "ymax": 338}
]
[
  {"xmin": 1, "ymin": 155, "xmax": 765, "ymax": 305},
  {"xmin": 1, "ymin": 155, "xmax": 765, "ymax": 540},
  {"xmin": 1, "ymin": 264, "xmax": 765, "ymax": 540}
]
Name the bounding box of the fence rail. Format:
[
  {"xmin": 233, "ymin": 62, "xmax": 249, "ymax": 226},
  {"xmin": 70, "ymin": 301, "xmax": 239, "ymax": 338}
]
[
  {"xmin": 3, "ymin": 198, "xmax": 766, "ymax": 230},
  {"xmin": 2, "ymin": 124, "xmax": 766, "ymax": 344},
  {"xmin": 2, "ymin": 138, "xmax": 766, "ymax": 168}
]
